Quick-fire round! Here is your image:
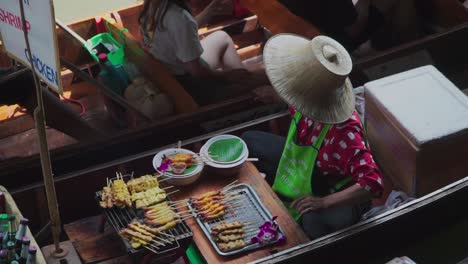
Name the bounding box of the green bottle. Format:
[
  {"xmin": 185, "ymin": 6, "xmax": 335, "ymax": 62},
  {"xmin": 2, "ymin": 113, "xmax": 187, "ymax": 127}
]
[{"xmin": 0, "ymin": 215, "xmax": 7, "ymax": 232}]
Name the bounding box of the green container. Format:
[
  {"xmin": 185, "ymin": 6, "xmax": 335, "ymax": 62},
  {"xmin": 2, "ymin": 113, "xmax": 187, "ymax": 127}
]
[{"xmin": 85, "ymin": 33, "xmax": 125, "ymax": 66}]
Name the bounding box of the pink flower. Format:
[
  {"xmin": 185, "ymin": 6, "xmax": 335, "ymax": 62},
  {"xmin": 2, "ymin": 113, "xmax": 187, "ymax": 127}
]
[
  {"xmin": 158, "ymin": 159, "xmax": 172, "ymax": 172},
  {"xmin": 250, "ymin": 216, "xmax": 286, "ymax": 245}
]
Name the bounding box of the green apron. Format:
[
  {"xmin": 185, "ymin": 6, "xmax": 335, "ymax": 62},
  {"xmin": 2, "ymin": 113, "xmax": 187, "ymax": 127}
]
[{"xmin": 272, "ymin": 112, "xmax": 351, "ymax": 222}]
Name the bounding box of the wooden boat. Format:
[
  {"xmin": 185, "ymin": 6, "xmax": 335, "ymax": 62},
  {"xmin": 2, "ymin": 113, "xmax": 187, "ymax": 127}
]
[
  {"xmin": 2, "ymin": 18, "xmax": 468, "ymax": 261},
  {"xmin": 1, "ymin": 0, "xmax": 468, "ymax": 191},
  {"xmin": 0, "ymin": 3, "xmax": 275, "ymax": 187}
]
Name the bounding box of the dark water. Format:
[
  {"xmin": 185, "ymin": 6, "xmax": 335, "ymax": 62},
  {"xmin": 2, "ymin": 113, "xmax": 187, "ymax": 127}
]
[
  {"xmin": 403, "ymin": 219, "xmax": 468, "ymax": 264},
  {"xmin": 52, "ymin": 0, "xmax": 141, "ymax": 24}
]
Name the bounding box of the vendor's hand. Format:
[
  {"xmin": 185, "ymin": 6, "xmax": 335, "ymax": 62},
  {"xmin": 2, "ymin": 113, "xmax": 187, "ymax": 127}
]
[
  {"xmin": 252, "ymin": 85, "xmax": 282, "ymax": 104},
  {"xmin": 291, "ymin": 195, "xmax": 327, "ymax": 215},
  {"xmin": 205, "ymin": 0, "xmax": 233, "ymax": 17}
]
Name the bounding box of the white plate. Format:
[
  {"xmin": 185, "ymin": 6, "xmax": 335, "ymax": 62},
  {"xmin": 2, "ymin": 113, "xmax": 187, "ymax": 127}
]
[
  {"xmin": 200, "ymin": 143, "xmax": 248, "ymax": 169},
  {"xmin": 152, "ymin": 148, "xmax": 203, "ymax": 177},
  {"xmin": 201, "ymin": 135, "xmax": 248, "ymax": 164}
]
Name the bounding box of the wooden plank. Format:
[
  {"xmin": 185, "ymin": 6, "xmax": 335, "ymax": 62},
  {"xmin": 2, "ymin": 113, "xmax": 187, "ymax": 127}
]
[
  {"xmin": 104, "ymin": 18, "xmax": 199, "ymax": 114},
  {"xmin": 231, "ymin": 28, "xmax": 265, "ymax": 50},
  {"xmin": 96, "ymin": 255, "xmax": 133, "ymax": 264},
  {"xmin": 171, "ymin": 162, "xmax": 309, "ymax": 264},
  {"xmin": 199, "ymin": 15, "xmax": 259, "ymax": 37},
  {"xmin": 56, "ymin": 18, "xmax": 96, "ymax": 66},
  {"xmin": 64, "ymin": 215, "xmax": 107, "ymax": 243},
  {"xmin": 240, "ymin": 0, "xmax": 320, "ymax": 39},
  {"xmin": 65, "ymin": 215, "xmax": 127, "ymax": 264},
  {"xmin": 238, "ymin": 44, "xmax": 262, "ymax": 61},
  {"xmin": 73, "ymin": 232, "xmax": 127, "ymax": 264},
  {"xmin": 114, "ymin": 4, "xmax": 143, "ymax": 43},
  {"xmin": 423, "ymin": 0, "xmax": 468, "ymax": 27}
]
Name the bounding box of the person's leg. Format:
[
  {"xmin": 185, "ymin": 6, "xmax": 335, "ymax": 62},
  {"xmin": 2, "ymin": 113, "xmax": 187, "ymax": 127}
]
[
  {"xmin": 302, "ymin": 206, "xmax": 355, "ymax": 239},
  {"xmin": 200, "ymin": 30, "xmax": 244, "ymax": 70},
  {"xmin": 241, "ymin": 131, "xmax": 285, "ymax": 185},
  {"xmin": 301, "ymin": 211, "xmax": 330, "ymax": 239},
  {"xmin": 302, "ymin": 200, "xmax": 371, "ymax": 239}
]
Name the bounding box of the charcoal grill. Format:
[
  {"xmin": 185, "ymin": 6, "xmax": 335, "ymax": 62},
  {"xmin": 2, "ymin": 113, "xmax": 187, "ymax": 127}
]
[{"xmin": 95, "ymin": 174, "xmax": 193, "ymax": 260}]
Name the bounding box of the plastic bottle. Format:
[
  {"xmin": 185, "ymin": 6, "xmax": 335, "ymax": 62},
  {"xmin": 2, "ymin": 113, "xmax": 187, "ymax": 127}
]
[
  {"xmin": 18, "ymin": 237, "xmax": 29, "ymax": 264},
  {"xmin": 97, "ymin": 53, "xmax": 129, "ymax": 95},
  {"xmin": 25, "ymin": 246, "xmax": 35, "ymax": 264},
  {"xmin": 6, "ymin": 217, "xmax": 15, "ymax": 242},
  {"xmin": 14, "ymin": 219, "xmax": 28, "ymax": 254},
  {"xmin": 1, "ymin": 226, "xmax": 8, "ymax": 249}
]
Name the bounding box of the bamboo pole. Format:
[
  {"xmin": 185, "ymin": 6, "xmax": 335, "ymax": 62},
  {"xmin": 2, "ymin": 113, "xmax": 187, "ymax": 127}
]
[{"xmin": 18, "ymin": 0, "xmax": 64, "ymax": 256}]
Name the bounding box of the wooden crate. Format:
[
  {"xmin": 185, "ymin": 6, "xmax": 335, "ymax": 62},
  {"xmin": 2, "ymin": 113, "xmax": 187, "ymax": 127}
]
[
  {"xmin": 0, "ymin": 185, "xmax": 46, "ymax": 264},
  {"xmin": 364, "ymin": 65, "xmax": 468, "ymax": 197}
]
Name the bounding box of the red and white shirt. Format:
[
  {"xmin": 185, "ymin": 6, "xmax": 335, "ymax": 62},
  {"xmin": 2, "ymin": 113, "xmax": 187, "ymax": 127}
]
[{"xmin": 291, "ymin": 109, "xmax": 384, "ymax": 196}]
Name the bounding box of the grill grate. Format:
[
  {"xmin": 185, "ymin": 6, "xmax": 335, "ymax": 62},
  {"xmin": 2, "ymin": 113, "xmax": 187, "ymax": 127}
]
[
  {"xmin": 95, "ymin": 175, "xmax": 193, "ymax": 255},
  {"xmin": 187, "ymin": 183, "xmax": 284, "ymax": 256}
]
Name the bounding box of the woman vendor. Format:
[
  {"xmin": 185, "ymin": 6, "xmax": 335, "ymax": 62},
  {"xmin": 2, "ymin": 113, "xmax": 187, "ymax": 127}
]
[
  {"xmin": 139, "ymin": 0, "xmax": 269, "ymax": 105},
  {"xmin": 243, "ymin": 34, "xmax": 384, "ymax": 238}
]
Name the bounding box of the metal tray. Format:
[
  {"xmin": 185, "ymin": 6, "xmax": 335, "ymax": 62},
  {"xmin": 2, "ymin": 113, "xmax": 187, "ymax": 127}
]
[
  {"xmin": 95, "ymin": 174, "xmax": 193, "ymax": 255},
  {"xmin": 187, "ymin": 183, "xmax": 285, "ymax": 256}
]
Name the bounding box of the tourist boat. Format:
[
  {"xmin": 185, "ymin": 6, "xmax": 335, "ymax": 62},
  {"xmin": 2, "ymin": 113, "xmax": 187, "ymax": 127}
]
[
  {"xmin": 1, "ymin": 0, "xmax": 468, "ymax": 191},
  {"xmin": 2, "ymin": 2, "xmax": 468, "ymax": 263}
]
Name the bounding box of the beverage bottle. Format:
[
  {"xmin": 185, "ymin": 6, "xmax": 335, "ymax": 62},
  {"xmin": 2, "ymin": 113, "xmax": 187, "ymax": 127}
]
[
  {"xmin": 0, "ymin": 250, "xmax": 6, "ymax": 264},
  {"xmin": 25, "ymin": 246, "xmax": 35, "ymax": 264},
  {"xmin": 0, "ymin": 193, "xmax": 5, "ymax": 214},
  {"xmin": 6, "ymin": 217, "xmax": 15, "ymax": 242},
  {"xmin": 18, "ymin": 237, "xmax": 29, "ymax": 264},
  {"xmin": 6, "ymin": 242, "xmax": 15, "ymax": 262},
  {"xmin": 1, "ymin": 226, "xmax": 8, "ymax": 249},
  {"xmin": 0, "ymin": 215, "xmax": 7, "ymax": 231},
  {"xmin": 14, "ymin": 219, "xmax": 28, "ymax": 254},
  {"xmin": 97, "ymin": 53, "xmax": 129, "ymax": 95}
]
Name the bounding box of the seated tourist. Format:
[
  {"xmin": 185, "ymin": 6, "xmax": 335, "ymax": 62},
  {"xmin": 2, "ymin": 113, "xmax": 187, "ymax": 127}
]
[
  {"xmin": 243, "ymin": 34, "xmax": 384, "ymax": 238},
  {"xmin": 278, "ymin": 0, "xmax": 422, "ymax": 53},
  {"xmin": 139, "ymin": 0, "xmax": 269, "ymax": 105}
]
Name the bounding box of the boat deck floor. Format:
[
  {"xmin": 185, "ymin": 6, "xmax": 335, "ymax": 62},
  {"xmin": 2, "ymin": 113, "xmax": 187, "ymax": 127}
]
[
  {"xmin": 0, "ymin": 82, "xmax": 123, "ymax": 161},
  {"xmin": 0, "ymin": 56, "xmax": 265, "ymax": 161}
]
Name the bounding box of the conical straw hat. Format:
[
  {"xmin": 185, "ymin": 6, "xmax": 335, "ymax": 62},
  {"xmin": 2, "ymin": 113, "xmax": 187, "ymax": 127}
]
[{"xmin": 263, "ymin": 34, "xmax": 355, "ymax": 124}]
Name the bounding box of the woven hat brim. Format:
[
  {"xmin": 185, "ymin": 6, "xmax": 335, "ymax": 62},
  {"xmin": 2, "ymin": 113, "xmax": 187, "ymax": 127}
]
[
  {"xmin": 298, "ymin": 79, "xmax": 355, "ymax": 124},
  {"xmin": 263, "ymin": 34, "xmax": 355, "ymax": 124}
]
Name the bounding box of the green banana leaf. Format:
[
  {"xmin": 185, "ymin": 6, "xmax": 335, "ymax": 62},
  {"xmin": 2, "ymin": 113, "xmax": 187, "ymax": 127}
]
[{"xmin": 208, "ymin": 138, "xmax": 244, "ymax": 162}]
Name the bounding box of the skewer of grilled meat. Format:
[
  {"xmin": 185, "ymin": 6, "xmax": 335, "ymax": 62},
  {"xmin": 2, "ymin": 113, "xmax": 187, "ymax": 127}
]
[
  {"xmin": 211, "ymin": 221, "xmax": 244, "ymax": 233},
  {"xmin": 127, "ymin": 175, "xmax": 159, "ymax": 194},
  {"xmin": 218, "ymin": 239, "xmax": 246, "ymax": 252}
]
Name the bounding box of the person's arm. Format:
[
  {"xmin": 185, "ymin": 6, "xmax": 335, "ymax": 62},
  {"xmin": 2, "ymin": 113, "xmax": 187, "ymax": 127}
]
[
  {"xmin": 292, "ymin": 114, "xmax": 384, "ymax": 215},
  {"xmin": 344, "ymin": 0, "xmax": 371, "ymax": 38},
  {"xmin": 291, "ymin": 184, "xmax": 370, "ymax": 215}
]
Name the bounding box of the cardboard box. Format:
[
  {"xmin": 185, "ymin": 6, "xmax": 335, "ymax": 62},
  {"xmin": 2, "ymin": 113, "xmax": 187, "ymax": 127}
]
[{"xmin": 364, "ymin": 65, "xmax": 468, "ymax": 197}]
